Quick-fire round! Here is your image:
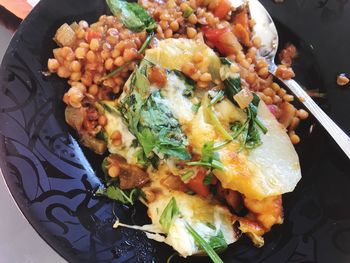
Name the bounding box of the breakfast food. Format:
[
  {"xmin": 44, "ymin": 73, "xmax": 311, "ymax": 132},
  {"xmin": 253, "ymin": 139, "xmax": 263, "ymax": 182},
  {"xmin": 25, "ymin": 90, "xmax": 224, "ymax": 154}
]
[{"xmin": 47, "ymin": 0, "xmax": 303, "ymax": 261}]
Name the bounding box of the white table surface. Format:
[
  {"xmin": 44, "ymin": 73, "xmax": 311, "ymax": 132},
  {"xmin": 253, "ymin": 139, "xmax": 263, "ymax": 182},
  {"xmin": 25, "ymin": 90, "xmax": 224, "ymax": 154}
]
[{"xmin": 0, "ymin": 24, "xmax": 65, "ymax": 263}]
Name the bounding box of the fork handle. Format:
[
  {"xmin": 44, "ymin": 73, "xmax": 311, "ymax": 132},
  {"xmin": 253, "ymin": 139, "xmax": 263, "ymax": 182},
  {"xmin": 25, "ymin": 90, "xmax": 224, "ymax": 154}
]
[{"xmin": 281, "ymin": 78, "xmax": 350, "ymax": 159}]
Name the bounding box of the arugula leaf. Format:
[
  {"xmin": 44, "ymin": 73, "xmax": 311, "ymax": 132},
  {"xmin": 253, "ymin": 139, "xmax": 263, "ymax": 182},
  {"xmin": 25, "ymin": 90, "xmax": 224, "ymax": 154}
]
[
  {"xmin": 120, "ymin": 65, "xmax": 191, "ymax": 162},
  {"xmin": 171, "ymin": 70, "xmax": 195, "ymax": 98},
  {"xmin": 186, "ymin": 223, "xmax": 224, "ymax": 263},
  {"xmin": 187, "ymin": 141, "xmax": 225, "ymax": 171},
  {"xmin": 159, "ymin": 197, "xmax": 180, "ymax": 233},
  {"xmin": 208, "ymin": 230, "xmax": 228, "ymax": 253},
  {"xmin": 96, "ymin": 185, "xmax": 140, "ymax": 205},
  {"xmin": 106, "ymin": 0, "xmax": 157, "ymax": 32},
  {"xmin": 221, "ymin": 59, "xmax": 268, "ymax": 149}
]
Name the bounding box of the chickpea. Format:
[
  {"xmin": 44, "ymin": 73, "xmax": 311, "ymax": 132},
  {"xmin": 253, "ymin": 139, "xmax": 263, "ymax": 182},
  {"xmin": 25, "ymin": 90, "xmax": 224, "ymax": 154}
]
[
  {"xmin": 75, "ymin": 47, "xmax": 88, "ymax": 59},
  {"xmin": 89, "ymin": 38, "xmax": 100, "ymax": 51},
  {"xmin": 105, "ymin": 58, "xmax": 114, "ymax": 70},
  {"xmin": 181, "ymin": 62, "xmax": 196, "ymax": 76},
  {"xmin": 258, "ymin": 67, "xmax": 269, "ymax": 78},
  {"xmin": 57, "ymin": 66, "xmax": 71, "ymax": 78},
  {"xmin": 283, "ymin": 94, "xmax": 294, "ymax": 102},
  {"xmin": 289, "ymin": 117, "xmax": 300, "ymax": 130},
  {"xmin": 190, "ymin": 71, "xmax": 201, "ymax": 81},
  {"xmin": 61, "ymin": 47, "xmax": 73, "ymax": 58},
  {"xmin": 278, "ymin": 88, "xmax": 287, "ymax": 97},
  {"xmin": 111, "ymin": 131, "xmax": 122, "ymax": 145},
  {"xmin": 114, "ymin": 56, "xmax": 125, "ymax": 67},
  {"xmin": 170, "ymin": 21, "xmax": 179, "ymax": 31},
  {"xmin": 88, "ymin": 84, "xmax": 99, "ymax": 96},
  {"xmin": 263, "ymin": 88, "xmax": 275, "ymax": 97},
  {"xmin": 199, "ymin": 72, "xmax": 212, "ymax": 82},
  {"xmin": 48, "ymin": 59, "xmax": 60, "ymax": 72},
  {"xmin": 86, "ymin": 51, "xmax": 96, "ymax": 63},
  {"xmin": 108, "ymin": 165, "xmax": 120, "ymax": 178},
  {"xmin": 112, "ymin": 49, "xmax": 121, "ymax": 58},
  {"xmin": 337, "ymin": 74, "xmax": 349, "ymax": 86},
  {"xmin": 188, "ymin": 14, "xmax": 198, "ymax": 24},
  {"xmin": 297, "ymin": 109, "xmax": 309, "ymax": 120},
  {"xmin": 164, "ymin": 29, "xmax": 173, "ymax": 38},
  {"xmin": 192, "ymin": 52, "xmax": 204, "ymax": 64},
  {"xmin": 253, "ymin": 37, "xmax": 262, "ymax": 48},
  {"xmin": 290, "ymin": 134, "xmax": 300, "ymax": 145},
  {"xmin": 123, "ymin": 48, "xmax": 137, "ymax": 62},
  {"xmin": 70, "ymin": 60, "xmax": 81, "ymax": 72},
  {"xmin": 187, "ymin": 27, "xmax": 197, "ymax": 39},
  {"xmin": 271, "ymin": 82, "xmax": 281, "ymax": 92},
  {"xmin": 70, "ymin": 72, "xmax": 81, "ymax": 81}
]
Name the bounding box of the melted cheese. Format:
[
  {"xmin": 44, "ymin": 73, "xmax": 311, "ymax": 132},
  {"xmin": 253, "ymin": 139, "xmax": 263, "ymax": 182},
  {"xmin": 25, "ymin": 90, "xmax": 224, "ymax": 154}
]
[
  {"xmin": 145, "ymin": 38, "xmax": 221, "ymax": 81},
  {"xmin": 142, "ymin": 165, "xmax": 238, "ymax": 257},
  {"xmin": 147, "ymin": 191, "xmax": 237, "ymax": 257},
  {"xmin": 158, "ymin": 73, "xmax": 194, "ymax": 125},
  {"xmin": 187, "ymin": 105, "xmax": 217, "ymax": 154},
  {"xmin": 214, "ymin": 102, "xmax": 301, "ymax": 200},
  {"xmin": 102, "ymin": 102, "xmax": 139, "ymax": 164}
]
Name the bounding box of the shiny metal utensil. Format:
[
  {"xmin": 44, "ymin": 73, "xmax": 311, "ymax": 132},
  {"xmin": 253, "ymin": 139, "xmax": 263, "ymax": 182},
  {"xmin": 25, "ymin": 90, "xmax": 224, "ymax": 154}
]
[{"xmin": 248, "ymin": 0, "xmax": 350, "ymax": 159}]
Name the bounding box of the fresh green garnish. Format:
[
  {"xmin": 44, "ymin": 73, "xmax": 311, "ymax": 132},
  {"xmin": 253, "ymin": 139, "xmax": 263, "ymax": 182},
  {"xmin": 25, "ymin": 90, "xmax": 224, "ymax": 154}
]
[
  {"xmin": 120, "ymin": 63, "xmax": 191, "ymax": 162},
  {"xmin": 187, "ymin": 141, "xmax": 225, "ymax": 171},
  {"xmin": 181, "ymin": 170, "xmax": 195, "ymax": 182},
  {"xmin": 203, "ymin": 94, "xmax": 233, "ymax": 141},
  {"xmin": 192, "ymin": 102, "xmax": 201, "ymax": 113},
  {"xmin": 106, "ymin": 0, "xmax": 157, "ymax": 32},
  {"xmin": 220, "ymin": 57, "xmax": 233, "ymax": 65},
  {"xmin": 171, "ymin": 70, "xmax": 195, "ymax": 98},
  {"xmin": 221, "ymin": 59, "xmax": 268, "ymax": 149},
  {"xmin": 186, "ymin": 223, "xmax": 224, "ymax": 263},
  {"xmin": 203, "ymin": 172, "xmax": 214, "ymax": 185},
  {"xmin": 96, "ymin": 185, "xmax": 140, "ymax": 205},
  {"xmin": 183, "ymin": 6, "xmax": 194, "ymax": 18},
  {"xmin": 102, "ymin": 0, "xmax": 156, "ymax": 80},
  {"xmin": 159, "ymin": 197, "xmax": 180, "ymax": 233},
  {"xmin": 209, "ymin": 90, "xmax": 225, "ymax": 106},
  {"xmin": 208, "ymin": 230, "xmax": 228, "ymax": 253}
]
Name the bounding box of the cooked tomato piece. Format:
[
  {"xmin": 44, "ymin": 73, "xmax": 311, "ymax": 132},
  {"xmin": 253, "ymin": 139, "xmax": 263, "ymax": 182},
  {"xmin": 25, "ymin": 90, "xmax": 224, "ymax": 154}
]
[{"xmin": 186, "ymin": 168, "xmax": 210, "ymax": 197}]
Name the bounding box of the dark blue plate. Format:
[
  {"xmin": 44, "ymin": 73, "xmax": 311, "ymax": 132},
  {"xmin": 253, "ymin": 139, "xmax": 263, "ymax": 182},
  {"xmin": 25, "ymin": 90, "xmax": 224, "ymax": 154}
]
[{"xmin": 0, "ymin": 0, "xmax": 349, "ymax": 262}]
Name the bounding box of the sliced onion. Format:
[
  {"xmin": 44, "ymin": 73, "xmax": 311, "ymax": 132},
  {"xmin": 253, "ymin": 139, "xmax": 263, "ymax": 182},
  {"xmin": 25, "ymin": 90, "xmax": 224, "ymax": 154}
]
[{"xmin": 234, "ymin": 88, "xmax": 253, "ymax": 109}]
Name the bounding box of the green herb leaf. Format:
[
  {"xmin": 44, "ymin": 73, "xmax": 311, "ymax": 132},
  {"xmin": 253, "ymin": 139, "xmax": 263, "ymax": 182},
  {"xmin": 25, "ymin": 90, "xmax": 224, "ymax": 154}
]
[
  {"xmin": 138, "ymin": 32, "xmax": 154, "ymax": 54},
  {"xmin": 120, "ymin": 66, "xmax": 191, "ymax": 162},
  {"xmin": 186, "ymin": 223, "xmax": 224, "ymax": 263},
  {"xmin": 220, "ymin": 57, "xmax": 233, "ymax": 65},
  {"xmin": 159, "ymin": 197, "xmax": 180, "ymax": 233},
  {"xmin": 96, "ymin": 185, "xmax": 140, "ymax": 205},
  {"xmin": 203, "ymin": 94, "xmax": 233, "ymax": 141},
  {"xmin": 209, "ymin": 90, "xmax": 225, "ymax": 106},
  {"xmin": 203, "ymin": 172, "xmax": 214, "ymax": 185},
  {"xmin": 187, "ymin": 141, "xmax": 225, "ymax": 171},
  {"xmin": 221, "ymin": 62, "xmax": 268, "ymax": 149},
  {"xmin": 192, "ymin": 102, "xmax": 201, "ymax": 113},
  {"xmin": 106, "ymin": 0, "xmax": 157, "ymax": 32},
  {"xmin": 208, "ymin": 230, "xmax": 228, "ymax": 253},
  {"xmin": 181, "ymin": 170, "xmax": 195, "ymax": 182},
  {"xmin": 171, "ymin": 70, "xmax": 195, "ymax": 98}
]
